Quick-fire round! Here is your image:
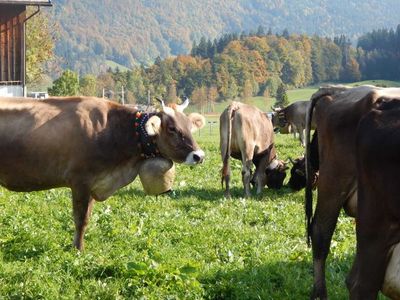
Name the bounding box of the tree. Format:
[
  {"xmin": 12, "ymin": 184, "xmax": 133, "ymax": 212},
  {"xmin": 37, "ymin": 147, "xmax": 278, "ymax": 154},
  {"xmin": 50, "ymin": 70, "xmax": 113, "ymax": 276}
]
[
  {"xmin": 191, "ymin": 86, "xmax": 207, "ymax": 113},
  {"xmin": 275, "ymin": 83, "xmax": 289, "ymax": 108},
  {"xmin": 166, "ymin": 82, "xmax": 178, "ymax": 103},
  {"xmin": 242, "ymin": 79, "xmax": 253, "ymax": 103},
  {"xmin": 206, "ymin": 86, "xmax": 218, "ymax": 112},
  {"xmin": 263, "ymin": 88, "xmax": 272, "ymax": 110},
  {"xmin": 256, "ymin": 25, "xmax": 265, "ymax": 37},
  {"xmin": 48, "ymin": 70, "xmax": 80, "ymax": 96},
  {"xmin": 26, "ymin": 8, "xmax": 56, "ymax": 86},
  {"xmin": 79, "ymin": 74, "xmax": 97, "ymax": 96}
]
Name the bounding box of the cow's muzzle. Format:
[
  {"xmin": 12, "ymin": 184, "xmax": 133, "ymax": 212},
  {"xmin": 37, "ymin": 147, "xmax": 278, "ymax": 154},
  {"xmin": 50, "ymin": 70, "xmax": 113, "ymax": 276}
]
[{"xmin": 185, "ymin": 150, "xmax": 205, "ymax": 165}]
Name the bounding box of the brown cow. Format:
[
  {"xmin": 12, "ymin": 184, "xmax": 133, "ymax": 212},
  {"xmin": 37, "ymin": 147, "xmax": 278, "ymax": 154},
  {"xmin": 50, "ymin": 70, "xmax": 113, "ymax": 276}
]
[
  {"xmin": 220, "ymin": 102, "xmax": 287, "ymax": 198},
  {"xmin": 0, "ymin": 96, "xmax": 205, "ymax": 250},
  {"xmin": 347, "ymin": 99, "xmax": 400, "ymax": 299},
  {"xmin": 304, "ymin": 85, "xmax": 400, "ymax": 299}
]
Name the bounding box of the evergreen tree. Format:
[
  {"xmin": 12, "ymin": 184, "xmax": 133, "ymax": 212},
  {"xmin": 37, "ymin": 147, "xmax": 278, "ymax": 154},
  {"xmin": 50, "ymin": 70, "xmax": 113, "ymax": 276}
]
[
  {"xmin": 275, "ymin": 83, "xmax": 289, "ymax": 108},
  {"xmin": 197, "ymin": 37, "xmax": 208, "ymax": 58},
  {"xmin": 256, "ymin": 25, "xmax": 265, "ymax": 37}
]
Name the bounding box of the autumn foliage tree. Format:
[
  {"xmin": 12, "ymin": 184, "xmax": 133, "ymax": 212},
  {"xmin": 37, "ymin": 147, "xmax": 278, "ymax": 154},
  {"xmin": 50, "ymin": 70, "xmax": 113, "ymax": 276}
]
[{"xmin": 26, "ymin": 8, "xmax": 56, "ymax": 86}]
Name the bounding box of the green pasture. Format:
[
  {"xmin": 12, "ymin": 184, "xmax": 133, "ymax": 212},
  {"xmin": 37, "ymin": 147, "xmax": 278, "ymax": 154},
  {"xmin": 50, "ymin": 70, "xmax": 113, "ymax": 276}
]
[
  {"xmin": 1, "ymin": 130, "xmax": 380, "ymax": 300},
  {"xmin": 1, "ymin": 82, "xmax": 395, "ymax": 299}
]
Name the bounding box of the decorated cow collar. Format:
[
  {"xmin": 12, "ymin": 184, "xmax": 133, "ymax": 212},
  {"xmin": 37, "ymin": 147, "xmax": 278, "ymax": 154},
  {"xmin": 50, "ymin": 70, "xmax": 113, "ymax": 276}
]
[{"xmin": 133, "ymin": 111, "xmax": 161, "ymax": 159}]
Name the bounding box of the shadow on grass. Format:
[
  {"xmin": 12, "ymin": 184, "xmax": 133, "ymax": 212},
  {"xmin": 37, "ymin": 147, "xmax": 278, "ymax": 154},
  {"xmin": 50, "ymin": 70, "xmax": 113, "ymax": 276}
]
[
  {"xmin": 200, "ymin": 255, "xmax": 354, "ymax": 300},
  {"xmin": 1, "ymin": 237, "xmax": 49, "ymax": 262},
  {"xmin": 116, "ymin": 184, "xmax": 298, "ymax": 202}
]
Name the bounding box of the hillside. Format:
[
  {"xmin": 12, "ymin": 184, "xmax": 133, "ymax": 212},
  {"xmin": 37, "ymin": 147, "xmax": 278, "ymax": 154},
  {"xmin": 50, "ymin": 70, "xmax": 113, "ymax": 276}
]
[{"xmin": 49, "ymin": 0, "xmax": 400, "ymax": 74}]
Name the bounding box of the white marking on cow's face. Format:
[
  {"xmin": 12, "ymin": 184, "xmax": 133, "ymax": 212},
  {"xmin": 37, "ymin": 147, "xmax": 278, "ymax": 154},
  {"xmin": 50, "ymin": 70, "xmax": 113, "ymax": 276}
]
[
  {"xmin": 185, "ymin": 150, "xmax": 205, "ymax": 165},
  {"xmin": 267, "ymin": 159, "xmax": 279, "ymax": 170}
]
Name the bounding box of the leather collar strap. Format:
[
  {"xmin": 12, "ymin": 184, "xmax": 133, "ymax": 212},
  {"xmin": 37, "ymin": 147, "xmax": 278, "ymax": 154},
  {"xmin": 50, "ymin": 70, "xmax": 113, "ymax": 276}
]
[{"xmin": 134, "ymin": 111, "xmax": 161, "ymax": 159}]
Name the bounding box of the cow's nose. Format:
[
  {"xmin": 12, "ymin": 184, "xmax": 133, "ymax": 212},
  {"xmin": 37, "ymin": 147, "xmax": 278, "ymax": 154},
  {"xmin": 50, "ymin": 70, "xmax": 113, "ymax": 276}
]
[
  {"xmin": 185, "ymin": 150, "xmax": 205, "ymax": 165},
  {"xmin": 193, "ymin": 152, "xmax": 204, "ymax": 163}
]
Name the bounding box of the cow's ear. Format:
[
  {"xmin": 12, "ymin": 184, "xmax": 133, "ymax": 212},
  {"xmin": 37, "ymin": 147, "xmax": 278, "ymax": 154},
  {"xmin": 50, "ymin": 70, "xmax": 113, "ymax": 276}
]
[
  {"xmin": 145, "ymin": 115, "xmax": 161, "ymax": 136},
  {"xmin": 188, "ymin": 113, "xmax": 205, "ymax": 132}
]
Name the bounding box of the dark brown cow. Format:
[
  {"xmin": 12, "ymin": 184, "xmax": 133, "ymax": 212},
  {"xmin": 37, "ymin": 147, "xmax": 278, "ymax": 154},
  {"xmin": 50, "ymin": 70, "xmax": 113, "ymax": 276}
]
[
  {"xmin": 304, "ymin": 85, "xmax": 400, "ymax": 299},
  {"xmin": 288, "ymin": 131, "xmax": 319, "ymax": 191},
  {"xmin": 347, "ymin": 100, "xmax": 400, "ymax": 300},
  {"xmin": 220, "ymin": 102, "xmax": 287, "ymax": 198},
  {"xmin": 0, "ymin": 96, "xmax": 205, "ymax": 250}
]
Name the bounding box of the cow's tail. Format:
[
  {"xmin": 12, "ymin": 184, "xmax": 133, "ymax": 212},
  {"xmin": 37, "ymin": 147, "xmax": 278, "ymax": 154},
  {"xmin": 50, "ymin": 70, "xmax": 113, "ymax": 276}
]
[
  {"xmin": 305, "ymin": 94, "xmax": 320, "ymax": 246},
  {"xmin": 221, "ymin": 105, "xmax": 235, "ymax": 188}
]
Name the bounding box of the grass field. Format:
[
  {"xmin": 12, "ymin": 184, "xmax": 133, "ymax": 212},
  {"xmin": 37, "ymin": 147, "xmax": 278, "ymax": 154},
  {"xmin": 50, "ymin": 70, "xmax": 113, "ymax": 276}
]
[
  {"xmin": 1, "ymin": 83, "xmax": 394, "ymax": 299},
  {"xmin": 0, "ymin": 131, "xmax": 357, "ymax": 300}
]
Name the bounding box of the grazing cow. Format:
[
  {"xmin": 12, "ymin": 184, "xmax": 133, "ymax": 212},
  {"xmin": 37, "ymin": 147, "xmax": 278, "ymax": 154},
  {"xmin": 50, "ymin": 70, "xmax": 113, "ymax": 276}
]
[
  {"xmin": 273, "ymin": 100, "xmax": 316, "ymax": 146},
  {"xmin": 288, "ymin": 131, "xmax": 319, "ymax": 191},
  {"xmin": 304, "ymin": 85, "xmax": 400, "ymax": 299},
  {"xmin": 347, "ymin": 99, "xmax": 400, "ymax": 300},
  {"xmin": 220, "ymin": 102, "xmax": 287, "ymax": 198},
  {"xmin": 0, "ymin": 96, "xmax": 205, "ymax": 250}
]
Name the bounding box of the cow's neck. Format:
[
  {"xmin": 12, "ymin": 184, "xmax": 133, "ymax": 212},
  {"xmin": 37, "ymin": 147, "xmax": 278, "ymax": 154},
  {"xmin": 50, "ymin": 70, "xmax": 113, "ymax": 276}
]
[{"xmin": 133, "ymin": 111, "xmax": 161, "ymax": 159}]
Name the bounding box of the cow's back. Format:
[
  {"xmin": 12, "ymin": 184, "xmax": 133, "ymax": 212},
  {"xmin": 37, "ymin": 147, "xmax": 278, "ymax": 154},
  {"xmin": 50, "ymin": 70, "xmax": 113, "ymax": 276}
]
[
  {"xmin": 0, "ymin": 97, "xmax": 120, "ymax": 191},
  {"xmin": 228, "ymin": 102, "xmax": 273, "ymax": 157}
]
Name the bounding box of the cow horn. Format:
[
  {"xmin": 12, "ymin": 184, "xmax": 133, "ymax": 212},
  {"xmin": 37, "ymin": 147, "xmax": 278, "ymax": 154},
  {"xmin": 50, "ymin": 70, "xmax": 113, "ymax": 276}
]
[
  {"xmin": 177, "ymin": 97, "xmax": 189, "ymax": 112},
  {"xmin": 272, "ymin": 106, "xmax": 281, "ymax": 112},
  {"xmin": 156, "ymin": 97, "xmax": 175, "ymax": 116},
  {"xmin": 155, "ymin": 97, "xmax": 165, "ymax": 108}
]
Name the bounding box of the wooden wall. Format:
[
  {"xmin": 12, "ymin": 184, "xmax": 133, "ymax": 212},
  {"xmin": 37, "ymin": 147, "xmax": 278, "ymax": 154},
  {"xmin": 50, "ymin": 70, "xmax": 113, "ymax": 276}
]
[{"xmin": 0, "ymin": 5, "xmax": 25, "ymax": 84}]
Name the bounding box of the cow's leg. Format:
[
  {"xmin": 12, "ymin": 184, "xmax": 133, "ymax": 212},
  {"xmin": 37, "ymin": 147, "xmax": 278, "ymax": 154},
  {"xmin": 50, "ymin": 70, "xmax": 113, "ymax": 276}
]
[
  {"xmin": 349, "ymin": 225, "xmax": 387, "ymax": 299},
  {"xmin": 292, "ymin": 124, "xmax": 297, "ymax": 139},
  {"xmin": 241, "ymin": 160, "xmax": 252, "ymax": 197},
  {"xmin": 299, "ymin": 128, "xmax": 305, "ymax": 147},
  {"xmin": 71, "ymin": 185, "xmax": 95, "ymax": 251},
  {"xmin": 349, "ymin": 181, "xmax": 387, "ymax": 300},
  {"xmin": 223, "ymin": 164, "xmax": 231, "ymax": 198},
  {"xmin": 310, "ymin": 185, "xmax": 345, "ymax": 300},
  {"xmin": 346, "ymin": 252, "xmax": 359, "ymax": 298},
  {"xmin": 254, "ymin": 156, "xmax": 269, "ymax": 195},
  {"xmin": 241, "ymin": 148, "xmax": 254, "ymax": 198}
]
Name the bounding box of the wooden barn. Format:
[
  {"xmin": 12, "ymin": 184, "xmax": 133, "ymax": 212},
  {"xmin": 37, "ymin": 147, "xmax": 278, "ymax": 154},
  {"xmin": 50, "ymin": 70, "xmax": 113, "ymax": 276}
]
[{"xmin": 0, "ymin": 0, "xmax": 52, "ymax": 97}]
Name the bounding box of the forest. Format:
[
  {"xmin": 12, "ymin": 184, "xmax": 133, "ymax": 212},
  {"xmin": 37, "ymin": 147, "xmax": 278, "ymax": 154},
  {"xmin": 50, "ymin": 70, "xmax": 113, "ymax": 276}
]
[
  {"xmin": 50, "ymin": 0, "xmax": 400, "ymax": 74},
  {"xmin": 46, "ymin": 24, "xmax": 400, "ymax": 112}
]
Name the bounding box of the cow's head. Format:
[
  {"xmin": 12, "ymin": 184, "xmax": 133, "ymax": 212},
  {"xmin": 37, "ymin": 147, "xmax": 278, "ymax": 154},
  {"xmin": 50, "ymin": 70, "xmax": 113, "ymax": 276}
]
[
  {"xmin": 145, "ymin": 98, "xmax": 205, "ymax": 164},
  {"xmin": 271, "ymin": 107, "xmax": 288, "ymax": 130},
  {"xmin": 265, "ymin": 159, "xmax": 288, "ymax": 189},
  {"xmin": 288, "ymin": 156, "xmax": 306, "ymax": 191},
  {"xmin": 288, "ymin": 156, "xmax": 319, "ymax": 191}
]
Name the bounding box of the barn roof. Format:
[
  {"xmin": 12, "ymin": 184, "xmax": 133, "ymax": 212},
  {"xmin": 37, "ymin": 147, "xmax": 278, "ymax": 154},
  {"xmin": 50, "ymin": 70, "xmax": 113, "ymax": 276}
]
[{"xmin": 0, "ymin": 0, "xmax": 52, "ymax": 5}]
